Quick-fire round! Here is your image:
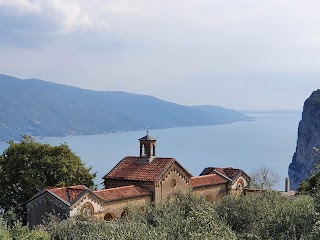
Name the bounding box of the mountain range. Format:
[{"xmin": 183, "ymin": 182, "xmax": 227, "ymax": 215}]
[{"xmin": 0, "ymin": 74, "xmax": 252, "ymax": 142}]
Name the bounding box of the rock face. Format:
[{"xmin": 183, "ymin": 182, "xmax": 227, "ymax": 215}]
[{"xmin": 289, "ymin": 90, "xmax": 320, "ymax": 190}]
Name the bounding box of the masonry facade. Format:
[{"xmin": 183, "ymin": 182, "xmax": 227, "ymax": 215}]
[{"xmin": 27, "ymin": 133, "xmax": 250, "ymax": 227}]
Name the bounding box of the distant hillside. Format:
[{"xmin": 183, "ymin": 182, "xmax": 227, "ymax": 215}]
[
  {"xmin": 0, "ymin": 74, "xmax": 252, "ymax": 142},
  {"xmin": 241, "ymin": 110, "xmax": 302, "ymax": 114}
]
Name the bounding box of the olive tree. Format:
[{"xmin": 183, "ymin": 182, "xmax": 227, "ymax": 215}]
[{"xmin": 0, "ymin": 135, "xmax": 96, "ymax": 219}]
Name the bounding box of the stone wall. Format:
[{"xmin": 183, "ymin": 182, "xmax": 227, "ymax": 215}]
[
  {"xmin": 104, "ymin": 179, "xmax": 154, "ymax": 193},
  {"xmin": 154, "ymin": 163, "xmax": 190, "ymax": 202},
  {"xmin": 27, "ymin": 192, "xmax": 69, "ymax": 229},
  {"xmin": 70, "ymin": 192, "xmax": 105, "ymax": 217},
  {"xmin": 192, "ymin": 184, "xmax": 227, "ymax": 202},
  {"xmin": 102, "ymin": 196, "xmax": 152, "ymax": 220}
]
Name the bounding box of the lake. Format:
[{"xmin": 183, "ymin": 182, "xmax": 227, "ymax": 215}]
[{"xmin": 0, "ymin": 113, "xmax": 301, "ymax": 190}]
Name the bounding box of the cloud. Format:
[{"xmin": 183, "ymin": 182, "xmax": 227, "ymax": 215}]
[
  {"xmin": 43, "ymin": 0, "xmax": 110, "ymax": 33},
  {"xmin": 0, "ymin": 0, "xmax": 110, "ymax": 46},
  {"xmin": 0, "ymin": 0, "xmax": 40, "ymax": 13},
  {"xmin": 1, "ymin": 0, "xmax": 320, "ymax": 109}
]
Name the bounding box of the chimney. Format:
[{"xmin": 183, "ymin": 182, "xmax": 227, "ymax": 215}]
[{"xmin": 285, "ymin": 177, "xmax": 290, "ymax": 192}]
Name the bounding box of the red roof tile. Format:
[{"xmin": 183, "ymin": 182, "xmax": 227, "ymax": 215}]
[
  {"xmin": 191, "ymin": 174, "xmax": 228, "ymax": 188},
  {"xmin": 94, "ymin": 185, "xmax": 151, "ymax": 202},
  {"xmin": 200, "ymin": 167, "xmax": 241, "ymax": 179},
  {"xmin": 49, "ymin": 185, "xmax": 87, "ymax": 204},
  {"xmin": 214, "ymin": 168, "xmax": 240, "ymax": 179},
  {"xmin": 103, "ymin": 157, "xmax": 175, "ymax": 182}
]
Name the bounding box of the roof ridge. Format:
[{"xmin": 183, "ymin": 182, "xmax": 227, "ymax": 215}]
[
  {"xmin": 117, "ymin": 156, "xmax": 175, "ymax": 160},
  {"xmin": 95, "ymin": 185, "xmax": 141, "ymax": 192},
  {"xmin": 50, "ymin": 185, "xmax": 86, "ymax": 190},
  {"xmin": 191, "ymin": 174, "xmax": 221, "ymax": 179},
  {"xmin": 104, "ymin": 157, "xmax": 177, "ymax": 182},
  {"xmin": 155, "ymin": 158, "xmax": 176, "ymax": 181},
  {"xmin": 46, "ymin": 189, "xmax": 70, "ymax": 206},
  {"xmin": 67, "ymin": 186, "xmax": 87, "ymax": 189},
  {"xmin": 225, "ymin": 167, "xmax": 240, "ymax": 170},
  {"xmin": 212, "ymin": 169, "xmax": 233, "ymax": 182}
]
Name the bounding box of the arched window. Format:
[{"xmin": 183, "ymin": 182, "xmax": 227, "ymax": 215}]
[
  {"xmin": 152, "ymin": 145, "xmax": 156, "ymax": 156},
  {"xmin": 142, "ymin": 144, "xmax": 145, "ymax": 156},
  {"xmin": 104, "ymin": 212, "xmax": 115, "ymax": 221},
  {"xmin": 80, "ymin": 202, "xmax": 94, "ymax": 217},
  {"xmin": 121, "ymin": 210, "xmax": 128, "ymax": 218},
  {"xmin": 170, "ymin": 179, "xmax": 177, "ymax": 188},
  {"xmin": 236, "ymin": 179, "xmax": 245, "ymax": 190}
]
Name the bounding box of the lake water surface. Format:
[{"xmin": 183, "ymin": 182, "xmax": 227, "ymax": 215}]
[{"xmin": 0, "ymin": 113, "xmax": 301, "ymax": 190}]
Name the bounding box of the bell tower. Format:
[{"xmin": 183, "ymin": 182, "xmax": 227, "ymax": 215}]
[{"xmin": 139, "ymin": 131, "xmax": 156, "ymax": 163}]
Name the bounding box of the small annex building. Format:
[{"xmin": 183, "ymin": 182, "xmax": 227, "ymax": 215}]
[
  {"xmin": 27, "ymin": 133, "xmax": 250, "ymax": 227},
  {"xmin": 26, "ymin": 185, "xmax": 152, "ymax": 228}
]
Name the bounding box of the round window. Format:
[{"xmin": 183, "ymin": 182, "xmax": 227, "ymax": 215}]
[{"xmin": 236, "ymin": 179, "xmax": 245, "ymax": 190}]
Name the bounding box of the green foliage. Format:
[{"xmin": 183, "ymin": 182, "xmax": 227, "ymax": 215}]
[
  {"xmin": 10, "ymin": 221, "xmax": 50, "ymax": 240},
  {"xmin": 0, "ymin": 219, "xmax": 10, "ymax": 240},
  {"xmin": 0, "ymin": 218, "xmax": 50, "ymax": 240},
  {"xmin": 263, "ymin": 195, "xmax": 315, "ymax": 240},
  {"xmin": 1, "ymin": 192, "xmax": 319, "ymax": 239},
  {"xmin": 299, "ymin": 147, "xmax": 320, "ymax": 193},
  {"xmin": 0, "ymin": 135, "xmax": 96, "ymax": 219},
  {"xmin": 43, "ymin": 192, "xmax": 237, "ymax": 240},
  {"xmin": 216, "ymin": 192, "xmax": 316, "ymax": 239},
  {"xmin": 216, "ymin": 192, "xmax": 278, "ymax": 238}
]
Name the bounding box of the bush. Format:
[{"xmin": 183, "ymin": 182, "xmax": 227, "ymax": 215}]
[
  {"xmin": 0, "ymin": 218, "xmax": 50, "ymax": 240},
  {"xmin": 0, "ymin": 219, "xmax": 10, "ymax": 240},
  {"xmin": 261, "ymin": 195, "xmax": 315, "ymax": 239},
  {"xmin": 43, "ymin": 192, "xmax": 237, "ymax": 240},
  {"xmin": 216, "ymin": 192, "xmax": 316, "ymax": 239},
  {"xmin": 2, "ymin": 191, "xmax": 319, "ymax": 239},
  {"xmin": 9, "ymin": 222, "xmax": 51, "ymax": 240}
]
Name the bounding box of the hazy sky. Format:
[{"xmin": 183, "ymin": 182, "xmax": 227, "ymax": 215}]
[{"xmin": 0, "ymin": 0, "xmax": 319, "ymax": 110}]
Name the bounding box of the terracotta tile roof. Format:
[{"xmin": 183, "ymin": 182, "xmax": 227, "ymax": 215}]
[
  {"xmin": 103, "ymin": 156, "xmax": 175, "ymax": 182},
  {"xmin": 139, "ymin": 134, "xmax": 156, "ymax": 141},
  {"xmin": 94, "ymin": 185, "xmax": 151, "ymax": 202},
  {"xmin": 49, "ymin": 185, "xmax": 87, "ymax": 204},
  {"xmin": 191, "ymin": 174, "xmax": 228, "ymax": 188},
  {"xmin": 200, "ymin": 167, "xmax": 241, "ymax": 180},
  {"xmin": 215, "ymin": 168, "xmax": 239, "ymax": 179}
]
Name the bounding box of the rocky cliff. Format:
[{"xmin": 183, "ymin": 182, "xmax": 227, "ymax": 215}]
[{"xmin": 288, "ymin": 90, "xmax": 320, "ymax": 190}]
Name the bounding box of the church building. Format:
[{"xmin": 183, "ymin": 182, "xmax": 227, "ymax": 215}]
[{"xmin": 26, "ymin": 132, "xmax": 250, "ymax": 228}]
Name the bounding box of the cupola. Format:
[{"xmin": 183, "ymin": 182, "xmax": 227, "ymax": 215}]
[{"xmin": 139, "ymin": 131, "xmax": 156, "ymax": 163}]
